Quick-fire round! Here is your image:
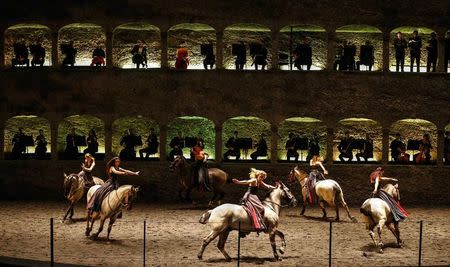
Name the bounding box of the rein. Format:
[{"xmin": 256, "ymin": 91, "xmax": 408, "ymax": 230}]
[{"xmin": 263, "ymin": 200, "xmax": 289, "ymax": 209}]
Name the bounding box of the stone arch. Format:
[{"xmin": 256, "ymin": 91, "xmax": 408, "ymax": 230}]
[
  {"xmin": 113, "ymin": 23, "xmax": 161, "ymax": 68},
  {"xmin": 279, "ymin": 24, "xmax": 326, "ymax": 70}
]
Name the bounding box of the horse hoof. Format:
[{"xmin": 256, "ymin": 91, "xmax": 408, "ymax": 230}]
[
  {"xmin": 279, "ymin": 248, "xmax": 285, "ymax": 255},
  {"xmin": 378, "ymin": 248, "xmax": 384, "ymax": 254},
  {"xmin": 351, "ymin": 217, "xmax": 358, "ymax": 223},
  {"xmin": 225, "ymin": 256, "xmax": 232, "ymax": 262},
  {"xmin": 197, "ymin": 254, "xmax": 203, "ymax": 260}
]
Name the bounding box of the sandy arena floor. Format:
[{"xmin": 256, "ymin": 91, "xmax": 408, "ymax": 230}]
[{"xmin": 0, "ymin": 201, "xmax": 449, "ymax": 266}]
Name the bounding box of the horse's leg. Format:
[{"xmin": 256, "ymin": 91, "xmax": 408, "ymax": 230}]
[
  {"xmin": 91, "ymin": 216, "xmax": 106, "ymax": 240},
  {"xmin": 269, "ymin": 232, "xmax": 280, "ymax": 260},
  {"xmin": 86, "ymin": 211, "xmax": 95, "ymax": 236},
  {"xmin": 209, "ymin": 191, "xmax": 217, "ymax": 207},
  {"xmin": 319, "ymin": 200, "xmax": 327, "ymax": 219},
  {"xmin": 274, "ymin": 230, "xmax": 286, "ymax": 255},
  {"xmin": 386, "ymin": 223, "xmax": 401, "ymax": 247},
  {"xmin": 217, "ymin": 230, "xmax": 231, "ymax": 261},
  {"xmin": 106, "ymin": 215, "xmax": 118, "ymax": 241},
  {"xmin": 334, "ymin": 203, "xmax": 340, "ymax": 222},
  {"xmin": 69, "ymin": 205, "xmax": 75, "ymax": 220},
  {"xmin": 376, "ymin": 219, "xmax": 386, "ymax": 253},
  {"xmin": 394, "ymin": 222, "xmax": 403, "ymax": 247},
  {"xmin": 197, "ymin": 230, "xmax": 221, "ymax": 260},
  {"xmin": 300, "ymin": 191, "xmax": 307, "ymax": 215},
  {"xmin": 62, "ymin": 203, "xmax": 73, "ymax": 223}
]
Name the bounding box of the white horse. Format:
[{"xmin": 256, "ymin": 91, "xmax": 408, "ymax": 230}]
[
  {"xmin": 288, "ymin": 166, "xmax": 357, "ymax": 222},
  {"xmin": 197, "ymin": 182, "xmax": 297, "ymax": 261},
  {"xmin": 62, "ymin": 173, "xmax": 104, "ymax": 223},
  {"xmin": 360, "ymin": 183, "xmax": 403, "ymax": 253},
  {"xmin": 85, "ymin": 184, "xmax": 139, "ymax": 240}
]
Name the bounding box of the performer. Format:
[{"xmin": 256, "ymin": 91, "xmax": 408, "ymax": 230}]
[
  {"xmin": 90, "ymin": 43, "xmax": 106, "ymax": 67},
  {"xmin": 223, "ymin": 130, "xmax": 240, "ymax": 161},
  {"xmin": 251, "ymin": 44, "xmax": 268, "ymax": 70},
  {"xmin": 370, "ymin": 167, "xmax": 408, "ymax": 222},
  {"xmin": 61, "ymin": 41, "xmax": 77, "ymax": 67},
  {"xmin": 139, "ymin": 128, "xmax": 159, "ymax": 159},
  {"xmin": 357, "ymin": 41, "xmax": 374, "ymax": 71},
  {"xmin": 444, "ymin": 131, "xmax": 450, "ymax": 165},
  {"xmin": 285, "ymin": 133, "xmax": 299, "ymax": 162},
  {"xmin": 87, "ymin": 157, "xmax": 139, "ymax": 213},
  {"xmin": 175, "ymin": 41, "xmax": 189, "ymax": 69},
  {"xmin": 11, "ymin": 128, "xmax": 26, "ymax": 159},
  {"xmin": 293, "ymin": 38, "xmax": 312, "ymax": 70},
  {"xmin": 390, "ymin": 133, "xmax": 408, "ymax": 163},
  {"xmin": 202, "ymin": 42, "xmax": 215, "ymax": 70},
  {"xmin": 35, "ymin": 129, "xmax": 47, "ymax": 160},
  {"xmin": 12, "ymin": 39, "xmax": 29, "ymax": 67},
  {"xmin": 356, "ymin": 134, "xmax": 374, "ymax": 162},
  {"xmin": 119, "ymin": 129, "xmax": 138, "ymax": 161},
  {"xmin": 65, "ymin": 128, "xmax": 79, "ymax": 160},
  {"xmin": 131, "ymin": 40, "xmax": 148, "ymax": 69},
  {"xmin": 306, "ymin": 155, "xmax": 328, "ymax": 204},
  {"xmin": 79, "ymin": 153, "xmax": 96, "ymax": 189},
  {"xmin": 235, "ymin": 41, "xmax": 246, "ymax": 70},
  {"xmin": 415, "ymin": 133, "xmax": 432, "ymax": 164},
  {"xmin": 306, "ymin": 132, "xmax": 320, "ymax": 162},
  {"xmin": 250, "ymin": 133, "xmax": 268, "ymax": 160},
  {"xmin": 168, "ymin": 131, "xmax": 184, "ymax": 161},
  {"xmin": 83, "ymin": 129, "xmax": 99, "ymax": 156},
  {"xmin": 426, "ymin": 32, "xmax": 438, "ymax": 72},
  {"xmin": 30, "ymin": 40, "xmax": 46, "ymax": 67},
  {"xmin": 191, "ymin": 143, "xmax": 209, "ymax": 191},
  {"xmin": 342, "ymin": 41, "xmax": 356, "ymax": 71},
  {"xmin": 232, "ymin": 168, "xmax": 276, "ymax": 232},
  {"xmin": 338, "ymin": 131, "xmax": 354, "ymax": 162},
  {"xmin": 408, "ymin": 30, "xmax": 422, "ymax": 72},
  {"xmin": 393, "ymin": 32, "xmax": 407, "ymax": 72},
  {"xmin": 445, "ymin": 31, "xmax": 450, "ymax": 73}
]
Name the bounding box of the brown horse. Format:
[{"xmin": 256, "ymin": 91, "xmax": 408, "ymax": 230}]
[{"xmin": 169, "ymin": 155, "xmax": 230, "ymax": 205}]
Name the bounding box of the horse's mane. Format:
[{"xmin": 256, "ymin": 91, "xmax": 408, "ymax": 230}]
[{"xmin": 118, "ymin": 184, "xmax": 133, "ymax": 190}]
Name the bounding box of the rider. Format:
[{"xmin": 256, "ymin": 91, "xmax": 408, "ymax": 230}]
[
  {"xmin": 79, "ymin": 153, "xmax": 95, "ymax": 189},
  {"xmin": 191, "ymin": 143, "xmax": 209, "ymax": 191},
  {"xmin": 232, "ymin": 168, "xmax": 276, "ymax": 232},
  {"xmin": 87, "ymin": 157, "xmax": 139, "ymax": 213},
  {"xmin": 306, "ymin": 155, "xmax": 328, "ymax": 204},
  {"xmin": 370, "ymin": 167, "xmax": 408, "ymax": 222}
]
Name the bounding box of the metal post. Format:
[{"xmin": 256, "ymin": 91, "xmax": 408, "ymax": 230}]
[
  {"xmin": 143, "ymin": 220, "xmax": 146, "ymax": 267},
  {"xmin": 237, "ymin": 221, "xmax": 241, "ymax": 267},
  {"xmin": 289, "ymin": 26, "xmax": 293, "ymax": 70},
  {"xmin": 418, "ymin": 220, "xmax": 423, "ymax": 267},
  {"xmin": 329, "ymin": 221, "xmax": 332, "ymax": 267},
  {"xmin": 50, "ymin": 218, "xmax": 54, "ymax": 267}
]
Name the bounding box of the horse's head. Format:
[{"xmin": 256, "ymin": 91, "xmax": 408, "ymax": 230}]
[
  {"xmin": 169, "ymin": 155, "xmax": 185, "ymax": 171},
  {"xmin": 287, "ymin": 166, "xmax": 308, "ymax": 186},
  {"xmin": 63, "ymin": 173, "xmax": 78, "ymax": 198},
  {"xmin": 275, "ymin": 181, "xmax": 297, "ymax": 207},
  {"xmin": 123, "ymin": 186, "xmax": 140, "ymax": 211}
]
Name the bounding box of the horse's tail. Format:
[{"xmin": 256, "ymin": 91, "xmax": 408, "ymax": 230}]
[
  {"xmin": 199, "ymin": 210, "xmax": 212, "ymax": 224},
  {"xmin": 334, "ymin": 184, "xmax": 347, "ymax": 207}
]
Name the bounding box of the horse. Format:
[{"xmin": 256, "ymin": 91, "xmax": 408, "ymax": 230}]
[
  {"xmin": 197, "ymin": 181, "xmax": 297, "ymax": 261},
  {"xmin": 169, "ymin": 155, "xmax": 230, "ymax": 206},
  {"xmin": 288, "ymin": 166, "xmax": 357, "ymax": 222},
  {"xmin": 62, "ymin": 173, "xmax": 104, "ymax": 223},
  {"xmin": 85, "ymin": 185, "xmax": 140, "ymax": 240},
  {"xmin": 360, "ymin": 183, "xmax": 403, "ymax": 253}
]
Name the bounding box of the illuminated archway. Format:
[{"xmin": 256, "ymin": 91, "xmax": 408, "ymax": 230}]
[
  {"xmin": 113, "ymin": 23, "xmax": 161, "ymax": 69},
  {"xmin": 389, "ymin": 119, "xmax": 437, "ymax": 163},
  {"xmin": 223, "ymin": 24, "xmax": 271, "ymax": 70},
  {"xmin": 4, "ymin": 23, "xmax": 52, "ymax": 67},
  {"xmin": 112, "ymin": 116, "xmax": 159, "ymax": 160},
  {"xmin": 279, "ymin": 24, "xmax": 326, "ymax": 71},
  {"xmin": 168, "ymin": 23, "xmax": 216, "ymax": 69},
  {"xmin": 222, "ymin": 116, "xmax": 271, "ymax": 161},
  {"xmin": 278, "ymin": 117, "xmax": 326, "ymax": 161},
  {"xmin": 389, "ymin": 26, "xmax": 435, "ymax": 72},
  {"xmin": 334, "ymin": 118, "xmax": 382, "ymax": 162},
  {"xmin": 166, "ymin": 116, "xmax": 215, "ymax": 160},
  {"xmin": 335, "ymin": 25, "xmax": 382, "ymax": 71},
  {"xmin": 4, "ymin": 115, "xmax": 51, "ymax": 159},
  {"xmin": 58, "ymin": 115, "xmax": 105, "ymax": 160},
  {"xmin": 58, "ymin": 23, "xmax": 106, "ymax": 66}
]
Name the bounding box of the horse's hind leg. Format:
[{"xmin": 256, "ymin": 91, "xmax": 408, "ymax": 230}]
[
  {"xmin": 376, "ymin": 219, "xmax": 386, "ymax": 253},
  {"xmin": 394, "ymin": 222, "xmax": 403, "ymax": 247},
  {"xmin": 274, "ymin": 230, "xmax": 286, "ymax": 255},
  {"xmin": 197, "ymin": 230, "xmax": 220, "ymax": 260},
  {"xmin": 217, "ymin": 230, "xmax": 231, "ymax": 261},
  {"xmin": 85, "ymin": 211, "xmax": 94, "ymax": 236},
  {"xmin": 269, "ymin": 232, "xmax": 280, "ymax": 260},
  {"xmin": 319, "ymin": 201, "xmax": 327, "ymax": 219}
]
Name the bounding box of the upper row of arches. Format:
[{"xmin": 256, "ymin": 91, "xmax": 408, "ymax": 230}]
[{"xmin": 4, "ymin": 23, "xmax": 449, "ymax": 72}]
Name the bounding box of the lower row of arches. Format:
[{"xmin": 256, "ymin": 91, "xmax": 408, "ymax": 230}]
[{"xmin": 3, "ymin": 115, "xmax": 449, "ymax": 164}]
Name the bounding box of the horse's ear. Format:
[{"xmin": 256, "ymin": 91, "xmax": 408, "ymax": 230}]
[
  {"xmin": 394, "ymin": 184, "xmax": 398, "ymax": 188},
  {"xmin": 134, "ymin": 186, "xmax": 140, "ymax": 192},
  {"xmin": 294, "ymin": 165, "xmax": 298, "ymax": 170},
  {"xmin": 63, "ymin": 173, "xmax": 67, "ymax": 178}
]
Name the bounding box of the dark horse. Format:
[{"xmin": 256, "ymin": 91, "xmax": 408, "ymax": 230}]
[{"xmin": 169, "ymin": 155, "xmax": 230, "ymax": 205}]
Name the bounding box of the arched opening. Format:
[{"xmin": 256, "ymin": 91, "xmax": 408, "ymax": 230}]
[
  {"xmin": 335, "ymin": 25, "xmax": 382, "ymax": 71},
  {"xmin": 445, "ymin": 30, "xmax": 450, "ymax": 73},
  {"xmin": 113, "ymin": 23, "xmax": 161, "ymax": 69},
  {"xmin": 334, "ymin": 118, "xmax": 382, "ymax": 163},
  {"xmin": 4, "ymin": 23, "xmax": 52, "ymax": 68},
  {"xmin": 223, "ymin": 24, "xmax": 271, "ymax": 70},
  {"xmin": 278, "ymin": 117, "xmax": 326, "ymax": 162},
  {"xmin": 112, "ymin": 116, "xmax": 159, "ymax": 161},
  {"xmin": 279, "ymin": 24, "xmax": 326, "ymax": 71},
  {"xmin": 58, "ymin": 23, "xmax": 106, "ymax": 67},
  {"xmin": 58, "ymin": 115, "xmax": 105, "ymax": 160},
  {"xmin": 4, "ymin": 115, "xmax": 51, "ymax": 160},
  {"xmin": 168, "ymin": 23, "xmax": 216, "ymax": 70},
  {"xmin": 390, "ymin": 26, "xmax": 436, "ymax": 73},
  {"xmin": 222, "ymin": 116, "xmax": 271, "ymax": 161},
  {"xmin": 444, "ymin": 124, "xmax": 450, "ymax": 165},
  {"xmin": 389, "ymin": 119, "xmax": 437, "ymax": 164},
  {"xmin": 166, "ymin": 116, "xmax": 215, "ymax": 161}
]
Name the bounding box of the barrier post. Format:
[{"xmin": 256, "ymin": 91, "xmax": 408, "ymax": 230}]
[
  {"xmin": 418, "ymin": 220, "xmax": 423, "ymax": 267},
  {"xmin": 143, "ymin": 220, "xmax": 146, "ymax": 267},
  {"xmin": 237, "ymin": 221, "xmax": 241, "ymax": 267},
  {"xmin": 329, "ymin": 221, "xmax": 332, "ymax": 267},
  {"xmin": 50, "ymin": 218, "xmax": 54, "ymax": 267}
]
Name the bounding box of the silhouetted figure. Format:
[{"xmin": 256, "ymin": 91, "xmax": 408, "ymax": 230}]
[
  {"xmin": 234, "ymin": 41, "xmax": 246, "ymax": 70},
  {"xmin": 390, "ymin": 133, "xmax": 408, "ymax": 163},
  {"xmin": 12, "ymin": 40, "xmax": 29, "ymax": 67},
  {"xmin": 30, "ymin": 41, "xmax": 45, "ymax": 67},
  {"xmin": 139, "ymin": 128, "xmax": 159, "ymax": 159},
  {"xmin": 35, "ymin": 129, "xmax": 47, "ymax": 160},
  {"xmin": 61, "ymin": 41, "xmax": 77, "ymax": 67},
  {"xmin": 306, "ymin": 132, "xmax": 320, "ymax": 162},
  {"xmin": 415, "ymin": 134, "xmax": 432, "ymax": 164},
  {"xmin": 333, "ymin": 44, "xmax": 344, "ymax": 70},
  {"xmin": 168, "ymin": 131, "xmax": 184, "ymax": 161},
  {"xmin": 394, "ymin": 31, "xmax": 407, "ymax": 72},
  {"xmin": 356, "ymin": 134, "xmax": 373, "ymax": 162},
  {"xmin": 444, "ymin": 131, "xmax": 450, "ymax": 165},
  {"xmin": 65, "ymin": 128, "xmax": 79, "ymax": 160},
  {"xmin": 90, "ymin": 44, "xmax": 106, "ymax": 67},
  {"xmin": 119, "ymin": 129, "xmax": 138, "ymax": 161},
  {"xmin": 285, "ymin": 133, "xmax": 299, "ymax": 162},
  {"xmin": 426, "ymin": 32, "xmax": 438, "ymax": 73},
  {"xmin": 11, "ymin": 128, "xmax": 26, "ymax": 159},
  {"xmin": 445, "ymin": 31, "xmax": 450, "ymax": 73},
  {"xmin": 131, "ymin": 40, "xmax": 148, "ymax": 69},
  {"xmin": 83, "ymin": 129, "xmax": 99, "ymax": 156},
  {"xmin": 250, "ymin": 43, "xmax": 268, "ymax": 70},
  {"xmin": 342, "ymin": 41, "xmax": 356, "ymax": 71},
  {"xmin": 250, "ymin": 134, "xmax": 268, "ymax": 160},
  {"xmin": 201, "ymin": 42, "xmax": 215, "ymax": 69},
  {"xmin": 408, "ymin": 30, "xmax": 422, "ymax": 72},
  {"xmin": 175, "ymin": 41, "xmax": 189, "ymax": 69},
  {"xmin": 338, "ymin": 131, "xmax": 354, "ymax": 162},
  {"xmin": 357, "ymin": 41, "xmax": 374, "ymax": 71},
  {"xmin": 294, "ymin": 39, "xmax": 312, "ymax": 70},
  {"xmin": 224, "ymin": 130, "xmax": 240, "ymax": 160}
]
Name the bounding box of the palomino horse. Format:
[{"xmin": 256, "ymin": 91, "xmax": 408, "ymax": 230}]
[
  {"xmin": 169, "ymin": 155, "xmax": 230, "ymax": 205},
  {"xmin": 288, "ymin": 166, "xmax": 357, "ymax": 222},
  {"xmin": 62, "ymin": 173, "xmax": 104, "ymax": 223},
  {"xmin": 85, "ymin": 185, "xmax": 139, "ymax": 240},
  {"xmin": 197, "ymin": 182, "xmax": 297, "ymax": 261},
  {"xmin": 360, "ymin": 183, "xmax": 403, "ymax": 253}
]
